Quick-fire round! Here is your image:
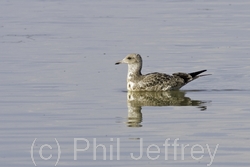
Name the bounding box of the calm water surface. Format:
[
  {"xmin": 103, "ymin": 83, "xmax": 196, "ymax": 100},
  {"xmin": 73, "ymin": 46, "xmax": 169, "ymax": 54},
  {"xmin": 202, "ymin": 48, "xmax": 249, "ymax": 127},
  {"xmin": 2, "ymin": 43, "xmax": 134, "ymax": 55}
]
[{"xmin": 0, "ymin": 0, "xmax": 250, "ymax": 167}]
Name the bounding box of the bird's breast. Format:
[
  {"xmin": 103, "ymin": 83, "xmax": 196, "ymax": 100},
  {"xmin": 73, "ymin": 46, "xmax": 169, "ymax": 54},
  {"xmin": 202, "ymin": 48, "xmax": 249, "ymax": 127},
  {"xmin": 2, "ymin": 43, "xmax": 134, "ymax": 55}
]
[{"xmin": 127, "ymin": 81, "xmax": 136, "ymax": 91}]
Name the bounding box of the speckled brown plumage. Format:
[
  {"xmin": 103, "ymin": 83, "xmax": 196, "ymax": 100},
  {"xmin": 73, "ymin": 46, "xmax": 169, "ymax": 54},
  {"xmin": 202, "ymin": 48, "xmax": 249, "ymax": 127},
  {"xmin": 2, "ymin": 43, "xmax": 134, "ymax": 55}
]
[{"xmin": 115, "ymin": 53, "xmax": 209, "ymax": 91}]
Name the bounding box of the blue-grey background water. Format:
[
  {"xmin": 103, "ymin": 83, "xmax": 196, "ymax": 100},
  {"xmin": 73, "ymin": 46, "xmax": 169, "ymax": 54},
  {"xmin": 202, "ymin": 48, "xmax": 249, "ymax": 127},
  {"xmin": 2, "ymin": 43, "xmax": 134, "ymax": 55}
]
[{"xmin": 1, "ymin": 0, "xmax": 250, "ymax": 166}]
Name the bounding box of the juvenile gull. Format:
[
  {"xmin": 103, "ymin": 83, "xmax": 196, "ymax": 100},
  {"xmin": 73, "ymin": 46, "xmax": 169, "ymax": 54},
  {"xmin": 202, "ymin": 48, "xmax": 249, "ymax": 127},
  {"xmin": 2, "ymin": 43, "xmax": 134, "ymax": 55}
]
[{"xmin": 115, "ymin": 53, "xmax": 209, "ymax": 91}]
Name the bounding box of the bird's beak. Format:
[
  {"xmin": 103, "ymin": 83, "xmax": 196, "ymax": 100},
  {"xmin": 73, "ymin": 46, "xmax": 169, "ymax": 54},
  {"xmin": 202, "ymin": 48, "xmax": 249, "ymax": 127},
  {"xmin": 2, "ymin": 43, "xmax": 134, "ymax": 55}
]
[{"xmin": 115, "ymin": 60, "xmax": 122, "ymax": 65}]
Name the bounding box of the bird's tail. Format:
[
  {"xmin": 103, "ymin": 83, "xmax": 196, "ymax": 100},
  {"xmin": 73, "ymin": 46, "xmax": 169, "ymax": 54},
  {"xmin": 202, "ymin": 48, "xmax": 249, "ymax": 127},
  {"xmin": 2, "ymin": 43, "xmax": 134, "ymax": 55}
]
[{"xmin": 189, "ymin": 70, "xmax": 211, "ymax": 80}]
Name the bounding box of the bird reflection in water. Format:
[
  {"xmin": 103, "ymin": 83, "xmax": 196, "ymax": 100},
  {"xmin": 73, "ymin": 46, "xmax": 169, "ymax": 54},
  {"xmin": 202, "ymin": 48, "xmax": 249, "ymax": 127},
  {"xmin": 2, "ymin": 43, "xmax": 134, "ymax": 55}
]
[{"xmin": 127, "ymin": 91, "xmax": 209, "ymax": 127}]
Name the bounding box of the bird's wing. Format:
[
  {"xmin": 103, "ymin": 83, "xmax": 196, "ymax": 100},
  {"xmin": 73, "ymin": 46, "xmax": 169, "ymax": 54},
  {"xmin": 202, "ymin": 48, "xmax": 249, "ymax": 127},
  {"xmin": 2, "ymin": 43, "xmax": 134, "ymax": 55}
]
[
  {"xmin": 172, "ymin": 72, "xmax": 192, "ymax": 83},
  {"xmin": 137, "ymin": 72, "xmax": 185, "ymax": 91}
]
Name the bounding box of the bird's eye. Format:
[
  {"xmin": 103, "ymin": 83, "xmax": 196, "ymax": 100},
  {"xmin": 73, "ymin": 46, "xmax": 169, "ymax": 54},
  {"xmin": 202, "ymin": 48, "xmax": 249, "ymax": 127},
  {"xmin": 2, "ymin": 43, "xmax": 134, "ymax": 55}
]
[{"xmin": 127, "ymin": 57, "xmax": 132, "ymax": 60}]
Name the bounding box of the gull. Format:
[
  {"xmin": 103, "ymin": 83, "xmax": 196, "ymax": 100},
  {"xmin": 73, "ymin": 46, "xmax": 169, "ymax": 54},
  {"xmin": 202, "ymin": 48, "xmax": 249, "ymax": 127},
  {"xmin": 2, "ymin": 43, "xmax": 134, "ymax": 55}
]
[{"xmin": 115, "ymin": 53, "xmax": 210, "ymax": 91}]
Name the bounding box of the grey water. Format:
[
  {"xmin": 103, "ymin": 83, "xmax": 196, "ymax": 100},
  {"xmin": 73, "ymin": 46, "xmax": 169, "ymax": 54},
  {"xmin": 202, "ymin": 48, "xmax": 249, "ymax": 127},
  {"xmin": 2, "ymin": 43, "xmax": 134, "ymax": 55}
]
[{"xmin": 1, "ymin": 0, "xmax": 250, "ymax": 167}]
